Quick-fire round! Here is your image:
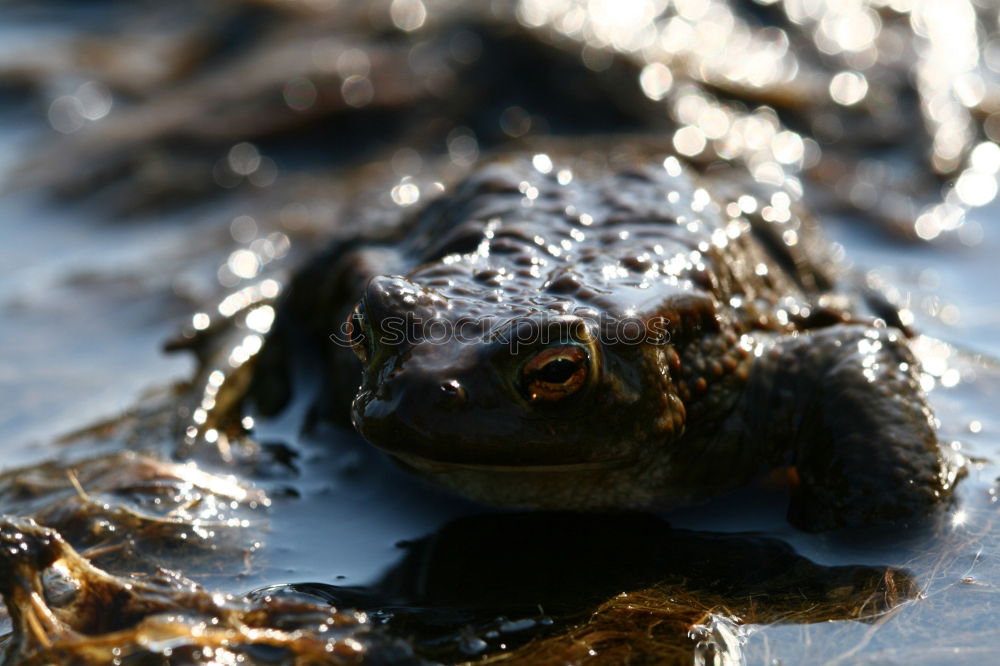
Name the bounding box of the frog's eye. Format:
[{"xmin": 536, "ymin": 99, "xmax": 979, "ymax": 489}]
[
  {"xmin": 522, "ymin": 345, "xmax": 589, "ymax": 402},
  {"xmin": 346, "ymin": 303, "xmax": 371, "ymax": 363}
]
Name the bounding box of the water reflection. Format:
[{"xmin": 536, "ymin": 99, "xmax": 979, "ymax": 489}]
[{"xmin": 519, "ymin": 0, "xmax": 1000, "ymax": 238}]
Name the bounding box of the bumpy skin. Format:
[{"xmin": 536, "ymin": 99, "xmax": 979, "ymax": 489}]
[{"xmin": 277, "ymin": 151, "xmax": 956, "ymax": 532}]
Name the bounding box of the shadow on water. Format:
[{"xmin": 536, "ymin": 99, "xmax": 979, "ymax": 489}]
[{"xmin": 253, "ymin": 511, "xmax": 918, "ymax": 662}]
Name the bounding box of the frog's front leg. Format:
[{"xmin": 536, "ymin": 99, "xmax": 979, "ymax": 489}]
[
  {"xmin": 248, "ymin": 242, "xmax": 406, "ymax": 424},
  {"xmin": 734, "ymin": 324, "xmax": 955, "ymax": 532}
]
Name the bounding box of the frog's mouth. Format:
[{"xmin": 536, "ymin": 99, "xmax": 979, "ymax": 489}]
[
  {"xmin": 387, "ymin": 450, "xmax": 635, "ymax": 474},
  {"xmin": 385, "ymin": 449, "xmax": 652, "ymax": 510}
]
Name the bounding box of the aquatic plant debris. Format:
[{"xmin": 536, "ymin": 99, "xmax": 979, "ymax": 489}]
[
  {"xmin": 0, "ymin": 451, "xmax": 269, "ymax": 578},
  {"xmin": 0, "ymin": 517, "xmax": 423, "ymax": 665}
]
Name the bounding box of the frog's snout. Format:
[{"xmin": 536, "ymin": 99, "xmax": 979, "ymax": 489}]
[
  {"xmin": 393, "ymin": 372, "xmax": 474, "ymax": 425},
  {"xmin": 352, "ymin": 357, "xmax": 479, "ymax": 449}
]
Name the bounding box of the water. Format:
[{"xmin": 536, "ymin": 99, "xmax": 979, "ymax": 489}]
[{"xmin": 3, "ymin": 1, "xmax": 1000, "ymax": 663}]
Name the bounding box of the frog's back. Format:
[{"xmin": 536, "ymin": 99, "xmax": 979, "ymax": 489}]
[{"xmin": 394, "ymin": 151, "xmax": 836, "ymax": 335}]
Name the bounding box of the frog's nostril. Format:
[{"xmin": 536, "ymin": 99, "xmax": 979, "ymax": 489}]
[{"xmin": 438, "ymin": 379, "xmax": 467, "ymax": 406}]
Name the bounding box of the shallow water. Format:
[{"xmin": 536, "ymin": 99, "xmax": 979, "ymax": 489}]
[{"xmin": 3, "ymin": 1, "xmax": 1000, "ymax": 663}]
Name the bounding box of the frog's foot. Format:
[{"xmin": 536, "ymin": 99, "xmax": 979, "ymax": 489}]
[{"xmin": 743, "ymin": 324, "xmax": 961, "ymax": 532}]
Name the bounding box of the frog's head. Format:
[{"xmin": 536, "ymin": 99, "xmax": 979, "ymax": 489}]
[{"xmin": 345, "ymin": 276, "xmax": 687, "ymax": 508}]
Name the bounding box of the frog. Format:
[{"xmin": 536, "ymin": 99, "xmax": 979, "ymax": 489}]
[{"xmin": 256, "ymin": 146, "xmax": 958, "ymax": 533}]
